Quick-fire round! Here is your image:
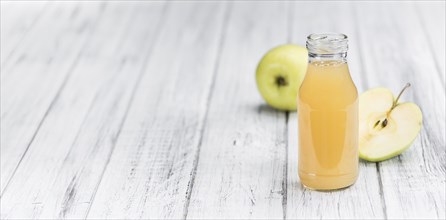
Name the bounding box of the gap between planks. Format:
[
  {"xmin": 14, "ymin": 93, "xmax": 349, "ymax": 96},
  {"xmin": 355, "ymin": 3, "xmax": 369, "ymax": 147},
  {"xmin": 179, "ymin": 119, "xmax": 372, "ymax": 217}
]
[
  {"xmin": 85, "ymin": 2, "xmax": 230, "ymax": 219},
  {"xmin": 84, "ymin": 2, "xmax": 170, "ymax": 218},
  {"xmin": 1, "ymin": 2, "xmax": 108, "ymax": 197},
  {"xmin": 351, "ymin": 4, "xmax": 388, "ymax": 219},
  {"xmin": 282, "ymin": 1, "xmax": 295, "ymax": 218},
  {"xmin": 182, "ymin": 2, "xmax": 232, "ymax": 219},
  {"xmin": 353, "ymin": 2, "xmax": 445, "ymax": 219}
]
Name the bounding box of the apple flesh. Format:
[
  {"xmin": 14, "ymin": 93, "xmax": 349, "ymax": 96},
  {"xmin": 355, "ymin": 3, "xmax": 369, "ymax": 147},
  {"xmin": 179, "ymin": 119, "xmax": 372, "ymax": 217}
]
[
  {"xmin": 359, "ymin": 85, "xmax": 422, "ymax": 162},
  {"xmin": 256, "ymin": 45, "xmax": 308, "ymax": 111}
]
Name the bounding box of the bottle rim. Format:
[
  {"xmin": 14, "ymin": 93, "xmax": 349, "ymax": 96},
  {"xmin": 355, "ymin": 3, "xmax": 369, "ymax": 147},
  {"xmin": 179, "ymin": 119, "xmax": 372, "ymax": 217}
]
[{"xmin": 306, "ymin": 33, "xmax": 348, "ymax": 55}]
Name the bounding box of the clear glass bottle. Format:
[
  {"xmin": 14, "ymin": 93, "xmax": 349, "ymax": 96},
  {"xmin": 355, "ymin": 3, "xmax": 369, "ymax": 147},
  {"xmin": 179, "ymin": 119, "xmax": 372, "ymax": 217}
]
[{"xmin": 298, "ymin": 33, "xmax": 359, "ymax": 190}]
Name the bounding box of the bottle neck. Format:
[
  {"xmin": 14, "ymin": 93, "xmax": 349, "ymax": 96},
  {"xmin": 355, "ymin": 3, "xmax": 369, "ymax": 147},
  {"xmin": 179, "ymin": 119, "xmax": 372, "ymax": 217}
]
[{"xmin": 308, "ymin": 52, "xmax": 347, "ymax": 63}]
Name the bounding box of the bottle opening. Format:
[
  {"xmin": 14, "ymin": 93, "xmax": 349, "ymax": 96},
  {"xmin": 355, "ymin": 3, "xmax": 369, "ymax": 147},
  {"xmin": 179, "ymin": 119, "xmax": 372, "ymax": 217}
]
[{"xmin": 306, "ymin": 33, "xmax": 348, "ymax": 56}]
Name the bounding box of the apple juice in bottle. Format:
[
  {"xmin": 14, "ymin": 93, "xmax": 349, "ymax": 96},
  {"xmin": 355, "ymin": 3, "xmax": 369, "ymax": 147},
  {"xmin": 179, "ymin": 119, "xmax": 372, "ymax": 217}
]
[{"xmin": 298, "ymin": 33, "xmax": 358, "ymax": 190}]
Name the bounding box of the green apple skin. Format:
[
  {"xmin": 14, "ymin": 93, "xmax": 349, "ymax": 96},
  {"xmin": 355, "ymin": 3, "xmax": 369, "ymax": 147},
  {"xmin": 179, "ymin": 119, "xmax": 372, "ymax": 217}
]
[
  {"xmin": 359, "ymin": 88, "xmax": 422, "ymax": 162},
  {"xmin": 256, "ymin": 44, "xmax": 308, "ymax": 111}
]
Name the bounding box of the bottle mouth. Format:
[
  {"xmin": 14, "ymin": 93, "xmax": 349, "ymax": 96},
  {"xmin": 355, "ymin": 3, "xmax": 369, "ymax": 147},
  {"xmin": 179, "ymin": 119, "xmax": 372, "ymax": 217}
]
[{"xmin": 306, "ymin": 33, "xmax": 348, "ymax": 55}]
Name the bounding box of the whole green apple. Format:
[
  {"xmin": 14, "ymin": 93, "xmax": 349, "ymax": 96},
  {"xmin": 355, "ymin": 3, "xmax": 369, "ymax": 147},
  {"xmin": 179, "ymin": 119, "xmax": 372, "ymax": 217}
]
[{"xmin": 256, "ymin": 44, "xmax": 308, "ymax": 111}]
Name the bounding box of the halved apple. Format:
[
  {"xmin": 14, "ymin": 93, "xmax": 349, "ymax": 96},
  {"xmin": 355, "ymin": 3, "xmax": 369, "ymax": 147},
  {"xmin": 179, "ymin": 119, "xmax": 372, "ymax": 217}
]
[{"xmin": 359, "ymin": 84, "xmax": 422, "ymax": 162}]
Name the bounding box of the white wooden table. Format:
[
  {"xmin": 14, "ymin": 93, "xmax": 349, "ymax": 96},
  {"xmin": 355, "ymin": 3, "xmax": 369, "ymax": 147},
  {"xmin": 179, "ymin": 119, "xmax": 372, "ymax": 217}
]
[{"xmin": 1, "ymin": 1, "xmax": 445, "ymax": 219}]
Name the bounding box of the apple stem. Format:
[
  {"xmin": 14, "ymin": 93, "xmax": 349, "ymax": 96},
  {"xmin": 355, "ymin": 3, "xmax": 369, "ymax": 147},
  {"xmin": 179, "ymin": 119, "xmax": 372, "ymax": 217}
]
[
  {"xmin": 380, "ymin": 83, "xmax": 411, "ymax": 128},
  {"xmin": 392, "ymin": 83, "xmax": 411, "ymax": 110}
]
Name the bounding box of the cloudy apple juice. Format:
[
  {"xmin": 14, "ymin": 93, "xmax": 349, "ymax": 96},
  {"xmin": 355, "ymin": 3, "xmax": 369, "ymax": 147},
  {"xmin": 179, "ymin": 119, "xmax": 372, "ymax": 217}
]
[{"xmin": 298, "ymin": 34, "xmax": 358, "ymax": 190}]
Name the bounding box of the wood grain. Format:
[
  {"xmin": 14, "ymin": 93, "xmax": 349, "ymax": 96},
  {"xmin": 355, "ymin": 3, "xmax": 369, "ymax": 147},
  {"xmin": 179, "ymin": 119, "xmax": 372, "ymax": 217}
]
[
  {"xmin": 186, "ymin": 2, "xmax": 288, "ymax": 219},
  {"xmin": 0, "ymin": 2, "xmax": 168, "ymax": 219},
  {"xmin": 86, "ymin": 2, "xmax": 228, "ymax": 219},
  {"xmin": 1, "ymin": 2, "xmax": 444, "ymax": 219},
  {"xmin": 1, "ymin": 1, "xmax": 105, "ymax": 195},
  {"xmin": 1, "ymin": 1, "xmax": 48, "ymax": 65},
  {"xmin": 354, "ymin": 2, "xmax": 445, "ymax": 219},
  {"xmin": 414, "ymin": 1, "xmax": 446, "ymax": 84}
]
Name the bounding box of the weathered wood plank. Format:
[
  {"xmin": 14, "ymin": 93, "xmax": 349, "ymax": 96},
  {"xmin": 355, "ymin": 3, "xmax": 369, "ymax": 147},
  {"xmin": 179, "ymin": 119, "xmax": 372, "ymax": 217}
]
[
  {"xmin": 0, "ymin": 1, "xmax": 48, "ymax": 65},
  {"xmin": 1, "ymin": 2, "xmax": 444, "ymax": 219},
  {"xmin": 414, "ymin": 1, "xmax": 445, "ymax": 84},
  {"xmin": 87, "ymin": 2, "xmax": 227, "ymax": 219},
  {"xmin": 354, "ymin": 2, "xmax": 445, "ymax": 219},
  {"xmin": 286, "ymin": 2, "xmax": 385, "ymax": 219},
  {"xmin": 1, "ymin": 2, "xmax": 105, "ymax": 194},
  {"xmin": 186, "ymin": 2, "xmax": 288, "ymax": 219},
  {"xmin": 0, "ymin": 2, "xmax": 168, "ymax": 219},
  {"xmin": 1, "ymin": 2, "xmax": 167, "ymax": 219}
]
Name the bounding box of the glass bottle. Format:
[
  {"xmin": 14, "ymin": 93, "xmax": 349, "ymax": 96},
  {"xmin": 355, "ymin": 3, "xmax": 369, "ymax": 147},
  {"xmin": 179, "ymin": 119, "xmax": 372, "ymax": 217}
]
[{"xmin": 298, "ymin": 33, "xmax": 359, "ymax": 190}]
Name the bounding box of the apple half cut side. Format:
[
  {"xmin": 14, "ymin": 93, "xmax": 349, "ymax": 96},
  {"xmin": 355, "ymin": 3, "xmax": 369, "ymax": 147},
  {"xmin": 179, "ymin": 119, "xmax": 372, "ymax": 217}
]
[{"xmin": 359, "ymin": 85, "xmax": 423, "ymax": 162}]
